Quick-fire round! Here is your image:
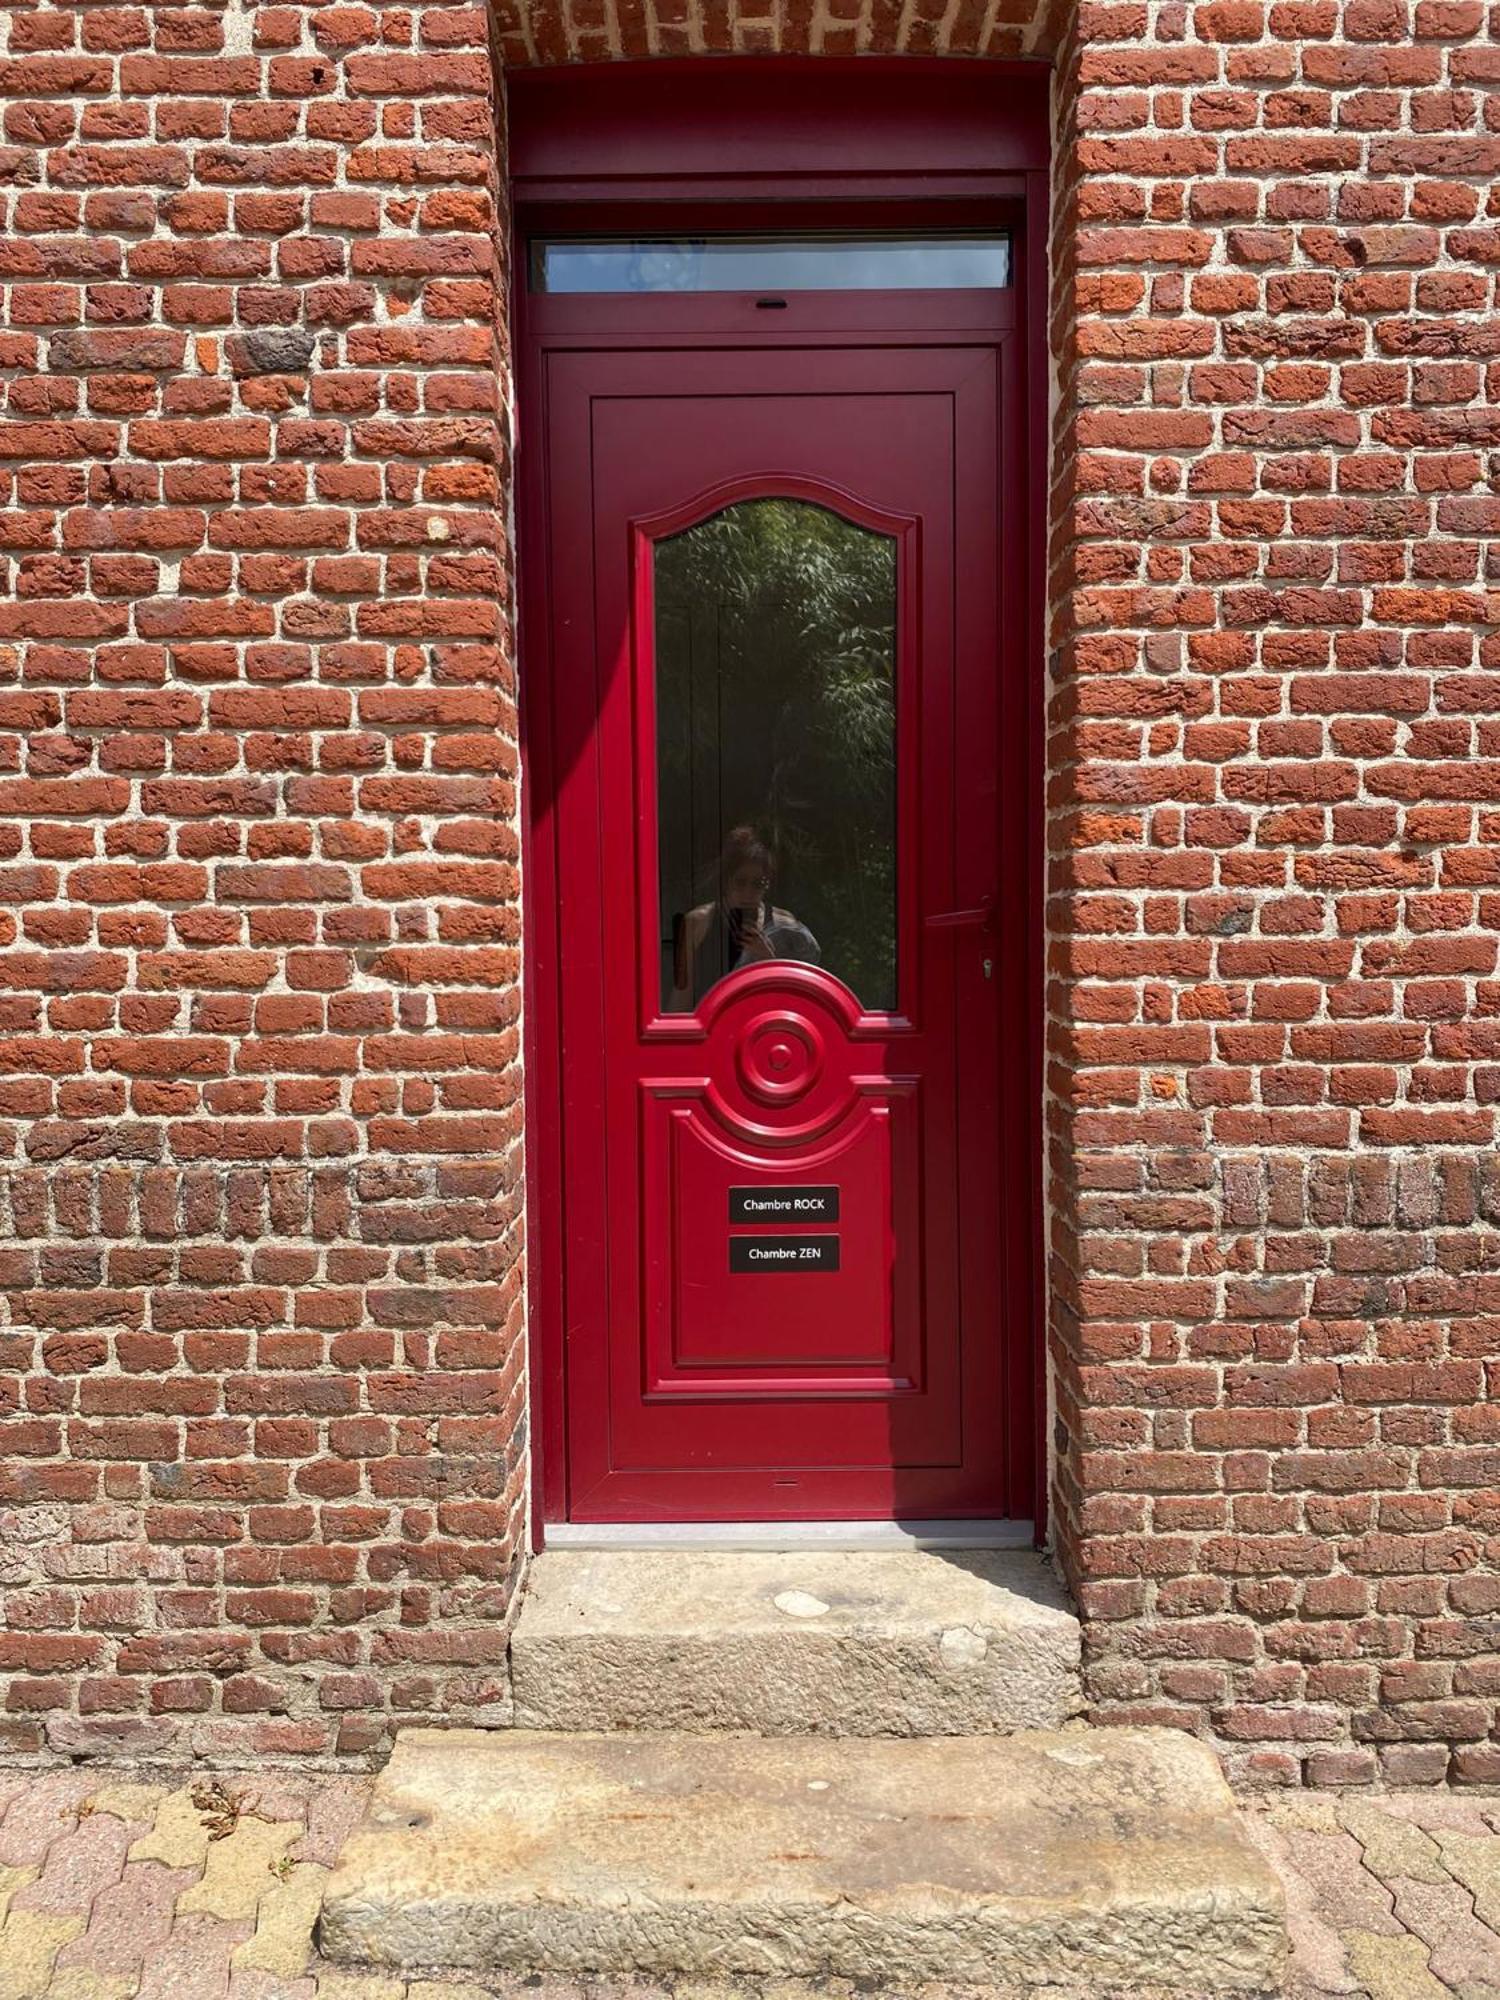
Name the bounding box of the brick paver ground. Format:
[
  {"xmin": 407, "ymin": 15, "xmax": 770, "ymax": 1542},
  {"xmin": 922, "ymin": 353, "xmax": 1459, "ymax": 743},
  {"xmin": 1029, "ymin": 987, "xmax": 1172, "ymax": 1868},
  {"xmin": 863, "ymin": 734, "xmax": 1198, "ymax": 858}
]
[{"xmin": 0, "ymin": 1767, "xmax": 1496, "ymax": 1999}]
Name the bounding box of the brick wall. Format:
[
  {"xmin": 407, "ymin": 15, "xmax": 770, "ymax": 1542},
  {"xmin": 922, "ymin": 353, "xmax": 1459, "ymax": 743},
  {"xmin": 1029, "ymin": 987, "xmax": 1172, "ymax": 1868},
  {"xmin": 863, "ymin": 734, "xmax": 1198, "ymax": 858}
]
[
  {"xmin": 0, "ymin": 0, "xmax": 525, "ymax": 1762},
  {"xmin": 3, "ymin": 0, "xmax": 1498, "ymax": 1786},
  {"xmin": 489, "ymin": 0, "xmax": 1064, "ymax": 61},
  {"xmin": 1047, "ymin": 0, "xmax": 1500, "ymax": 1786}
]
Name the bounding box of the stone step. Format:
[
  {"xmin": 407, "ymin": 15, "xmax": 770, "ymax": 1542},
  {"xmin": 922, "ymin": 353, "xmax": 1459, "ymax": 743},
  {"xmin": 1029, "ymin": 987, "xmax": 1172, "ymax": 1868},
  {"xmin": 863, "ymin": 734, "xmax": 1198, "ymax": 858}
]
[
  {"xmin": 319, "ymin": 1725, "xmax": 1286, "ymax": 1992},
  {"xmin": 509, "ymin": 1547, "xmax": 1083, "ymax": 1735}
]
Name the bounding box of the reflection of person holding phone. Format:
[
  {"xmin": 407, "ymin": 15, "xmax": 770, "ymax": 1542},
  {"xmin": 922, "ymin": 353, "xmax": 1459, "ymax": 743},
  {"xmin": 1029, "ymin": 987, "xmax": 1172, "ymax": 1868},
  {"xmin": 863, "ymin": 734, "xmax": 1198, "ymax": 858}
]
[{"xmin": 670, "ymin": 825, "xmax": 820, "ymax": 1008}]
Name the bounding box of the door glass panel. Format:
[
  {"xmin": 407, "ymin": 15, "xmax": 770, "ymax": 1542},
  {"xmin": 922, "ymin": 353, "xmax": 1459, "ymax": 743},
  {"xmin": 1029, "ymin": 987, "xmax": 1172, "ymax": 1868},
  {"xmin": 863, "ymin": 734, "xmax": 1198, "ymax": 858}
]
[
  {"xmin": 533, "ymin": 235, "xmax": 1011, "ymax": 294},
  {"xmin": 656, "ymin": 498, "xmax": 898, "ymax": 1014}
]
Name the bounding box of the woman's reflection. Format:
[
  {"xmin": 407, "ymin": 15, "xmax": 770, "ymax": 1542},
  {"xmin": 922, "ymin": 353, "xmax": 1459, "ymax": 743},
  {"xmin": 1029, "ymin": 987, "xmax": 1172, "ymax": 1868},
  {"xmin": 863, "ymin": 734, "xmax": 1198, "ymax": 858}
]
[{"xmin": 669, "ymin": 825, "xmax": 821, "ymax": 1010}]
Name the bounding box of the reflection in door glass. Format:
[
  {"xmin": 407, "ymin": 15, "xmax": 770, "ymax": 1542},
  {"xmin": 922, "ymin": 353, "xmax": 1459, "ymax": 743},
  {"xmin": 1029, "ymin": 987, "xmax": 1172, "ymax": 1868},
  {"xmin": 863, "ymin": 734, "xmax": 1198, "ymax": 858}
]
[{"xmin": 656, "ymin": 499, "xmax": 897, "ymax": 1014}]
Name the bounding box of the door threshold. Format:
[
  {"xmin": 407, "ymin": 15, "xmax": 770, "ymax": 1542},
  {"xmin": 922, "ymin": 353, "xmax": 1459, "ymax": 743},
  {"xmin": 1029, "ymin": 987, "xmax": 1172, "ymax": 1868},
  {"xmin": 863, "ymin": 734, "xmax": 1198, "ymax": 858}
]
[{"xmin": 542, "ymin": 1518, "xmax": 1036, "ymax": 1553}]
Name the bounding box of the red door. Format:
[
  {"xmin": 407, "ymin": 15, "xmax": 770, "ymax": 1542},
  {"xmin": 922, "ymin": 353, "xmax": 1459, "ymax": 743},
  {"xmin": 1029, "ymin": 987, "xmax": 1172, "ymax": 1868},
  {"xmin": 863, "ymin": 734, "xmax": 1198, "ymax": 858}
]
[{"xmin": 528, "ymin": 290, "xmax": 1029, "ymax": 1522}]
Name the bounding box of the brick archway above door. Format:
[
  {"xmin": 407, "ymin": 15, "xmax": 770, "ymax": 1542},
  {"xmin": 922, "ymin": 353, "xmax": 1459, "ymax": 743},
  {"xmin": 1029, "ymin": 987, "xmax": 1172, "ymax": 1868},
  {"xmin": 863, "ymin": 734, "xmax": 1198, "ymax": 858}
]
[{"xmin": 492, "ymin": 0, "xmax": 1068, "ymax": 66}]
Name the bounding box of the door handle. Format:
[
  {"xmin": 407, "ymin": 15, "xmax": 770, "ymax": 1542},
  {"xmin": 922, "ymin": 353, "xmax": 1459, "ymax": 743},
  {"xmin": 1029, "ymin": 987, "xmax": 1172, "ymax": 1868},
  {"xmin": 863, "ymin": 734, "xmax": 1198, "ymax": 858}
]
[{"xmin": 925, "ymin": 894, "xmax": 996, "ymax": 934}]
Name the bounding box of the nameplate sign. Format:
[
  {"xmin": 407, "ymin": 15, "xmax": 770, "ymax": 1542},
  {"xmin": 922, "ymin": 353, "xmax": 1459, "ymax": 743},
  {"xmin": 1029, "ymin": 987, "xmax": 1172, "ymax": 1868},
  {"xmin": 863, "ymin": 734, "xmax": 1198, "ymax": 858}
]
[
  {"xmin": 729, "ymin": 1234, "xmax": 841, "ymax": 1274},
  {"xmin": 728, "ymin": 1185, "xmax": 840, "ymax": 1224}
]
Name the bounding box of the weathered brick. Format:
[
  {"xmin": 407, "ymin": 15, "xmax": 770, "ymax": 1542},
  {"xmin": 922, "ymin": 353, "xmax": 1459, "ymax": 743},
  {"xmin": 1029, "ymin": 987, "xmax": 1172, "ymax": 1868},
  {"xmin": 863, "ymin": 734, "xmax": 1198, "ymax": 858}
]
[
  {"xmin": 0, "ymin": 0, "xmax": 1495, "ymax": 1792},
  {"xmin": 0, "ymin": 0, "xmax": 524, "ymax": 1768},
  {"xmin": 1046, "ymin": 0, "xmax": 1500, "ymax": 1785}
]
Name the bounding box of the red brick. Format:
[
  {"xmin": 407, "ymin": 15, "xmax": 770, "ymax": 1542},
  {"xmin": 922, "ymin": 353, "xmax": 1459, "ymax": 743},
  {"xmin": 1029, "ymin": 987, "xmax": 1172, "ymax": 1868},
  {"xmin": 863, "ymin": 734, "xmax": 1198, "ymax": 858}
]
[{"xmin": 0, "ymin": 0, "xmax": 1495, "ymax": 1793}]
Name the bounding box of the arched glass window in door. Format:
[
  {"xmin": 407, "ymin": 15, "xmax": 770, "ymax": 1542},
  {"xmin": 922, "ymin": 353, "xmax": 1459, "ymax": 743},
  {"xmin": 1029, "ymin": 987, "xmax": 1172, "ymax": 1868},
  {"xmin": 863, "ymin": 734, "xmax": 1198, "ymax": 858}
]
[{"xmin": 655, "ymin": 497, "xmax": 898, "ymax": 1015}]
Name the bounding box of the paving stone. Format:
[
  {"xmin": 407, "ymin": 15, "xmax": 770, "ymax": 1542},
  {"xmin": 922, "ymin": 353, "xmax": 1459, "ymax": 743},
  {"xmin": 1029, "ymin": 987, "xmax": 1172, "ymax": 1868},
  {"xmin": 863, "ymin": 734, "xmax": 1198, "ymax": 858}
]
[
  {"xmin": 294, "ymin": 1782, "xmax": 372, "ymax": 1869},
  {"xmin": 310, "ymin": 1974, "xmax": 406, "ymax": 2000},
  {"xmin": 133, "ymin": 1915, "xmax": 253, "ymax": 2000},
  {"xmin": 1263, "ymin": 1795, "xmax": 1344, "ymax": 1835},
  {"xmin": 0, "ymin": 1778, "xmax": 97, "ymax": 1870},
  {"xmin": 176, "ymin": 1814, "xmax": 300, "ymax": 1923},
  {"xmin": 0, "ymin": 1761, "xmax": 1497, "ymax": 2000},
  {"xmin": 45, "ymin": 1973, "xmax": 135, "ymax": 2000},
  {"xmin": 1340, "ymin": 1802, "xmax": 1447, "ymax": 1887},
  {"xmin": 232, "ymin": 1862, "xmax": 327, "ymax": 1978},
  {"xmin": 1387, "ymin": 1796, "xmax": 1497, "ymax": 1839},
  {"xmin": 53, "ymin": 1859, "xmax": 192, "ymax": 1980},
  {"xmin": 1242, "ymin": 1813, "xmax": 1358, "ymax": 1995},
  {"xmin": 1388, "ymin": 1873, "xmax": 1500, "ymax": 1990},
  {"xmin": 1282, "ymin": 1828, "xmax": 1401, "ymax": 1936},
  {"xmin": 11, "ymin": 1810, "xmax": 133, "ymax": 1920},
  {"xmin": 0, "ymin": 1862, "xmax": 39, "ymax": 1924},
  {"xmin": 233, "ymin": 1777, "xmax": 314, "ymax": 1825},
  {"xmin": 1435, "ymin": 1831, "xmax": 1500, "ymax": 1932},
  {"xmin": 1343, "ymin": 1931, "xmax": 1450, "ymax": 2000},
  {"xmin": 0, "ymin": 1909, "xmax": 85, "ymax": 2000},
  {"xmin": 0, "ymin": 1776, "xmax": 35, "ymax": 1819},
  {"xmin": 126, "ymin": 1789, "xmax": 212, "ymax": 1872},
  {"xmin": 79, "ymin": 1784, "xmax": 169, "ymax": 1826},
  {"xmin": 228, "ymin": 1970, "xmax": 319, "ymax": 2000}
]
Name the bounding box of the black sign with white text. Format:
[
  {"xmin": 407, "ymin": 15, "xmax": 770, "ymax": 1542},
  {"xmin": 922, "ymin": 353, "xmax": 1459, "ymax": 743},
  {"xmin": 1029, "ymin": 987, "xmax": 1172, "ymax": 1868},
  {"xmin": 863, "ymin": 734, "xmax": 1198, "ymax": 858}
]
[
  {"xmin": 729, "ymin": 1185, "xmax": 840, "ymax": 1224},
  {"xmin": 730, "ymin": 1234, "xmax": 841, "ymax": 1274}
]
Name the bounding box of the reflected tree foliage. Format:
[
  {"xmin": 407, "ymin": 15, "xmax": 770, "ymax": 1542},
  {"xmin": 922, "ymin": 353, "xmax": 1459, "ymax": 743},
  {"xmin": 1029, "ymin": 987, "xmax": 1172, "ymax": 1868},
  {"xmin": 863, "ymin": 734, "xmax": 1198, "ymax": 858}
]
[{"xmin": 655, "ymin": 497, "xmax": 898, "ymax": 1011}]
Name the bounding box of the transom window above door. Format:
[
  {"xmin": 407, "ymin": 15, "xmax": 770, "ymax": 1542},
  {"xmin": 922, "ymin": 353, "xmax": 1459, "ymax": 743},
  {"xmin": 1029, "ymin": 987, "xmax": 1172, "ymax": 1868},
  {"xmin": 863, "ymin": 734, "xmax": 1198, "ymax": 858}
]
[{"xmin": 529, "ymin": 234, "xmax": 1013, "ymax": 294}]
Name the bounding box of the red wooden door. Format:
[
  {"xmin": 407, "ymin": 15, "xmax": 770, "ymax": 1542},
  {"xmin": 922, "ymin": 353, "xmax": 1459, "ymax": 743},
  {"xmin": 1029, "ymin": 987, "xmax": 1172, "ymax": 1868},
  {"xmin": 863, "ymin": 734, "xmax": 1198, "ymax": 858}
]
[{"xmin": 533, "ymin": 304, "xmax": 1026, "ymax": 1522}]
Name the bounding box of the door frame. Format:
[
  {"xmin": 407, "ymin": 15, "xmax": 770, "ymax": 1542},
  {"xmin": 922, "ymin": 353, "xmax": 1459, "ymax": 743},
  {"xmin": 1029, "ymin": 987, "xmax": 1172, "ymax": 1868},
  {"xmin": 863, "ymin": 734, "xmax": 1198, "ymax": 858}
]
[{"xmin": 510, "ymin": 57, "xmax": 1052, "ymax": 1542}]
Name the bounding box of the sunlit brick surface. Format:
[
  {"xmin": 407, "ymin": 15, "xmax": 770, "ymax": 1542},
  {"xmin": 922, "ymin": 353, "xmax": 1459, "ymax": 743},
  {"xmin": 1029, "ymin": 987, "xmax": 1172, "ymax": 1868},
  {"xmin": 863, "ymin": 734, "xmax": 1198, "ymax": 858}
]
[
  {"xmin": 491, "ymin": 0, "xmax": 1066, "ymax": 61},
  {"xmin": 2, "ymin": 0, "xmax": 1499, "ymax": 1781},
  {"xmin": 0, "ymin": 0, "xmax": 522, "ymax": 1763},
  {"xmin": 1046, "ymin": 0, "xmax": 1500, "ymax": 1784}
]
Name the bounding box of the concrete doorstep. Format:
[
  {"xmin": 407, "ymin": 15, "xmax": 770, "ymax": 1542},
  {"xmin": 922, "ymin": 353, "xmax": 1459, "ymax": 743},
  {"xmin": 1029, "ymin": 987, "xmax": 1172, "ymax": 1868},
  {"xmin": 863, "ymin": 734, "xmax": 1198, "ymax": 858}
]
[
  {"xmin": 509, "ymin": 1547, "xmax": 1084, "ymax": 1736},
  {"xmin": 318, "ymin": 1725, "xmax": 1288, "ymax": 1992}
]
